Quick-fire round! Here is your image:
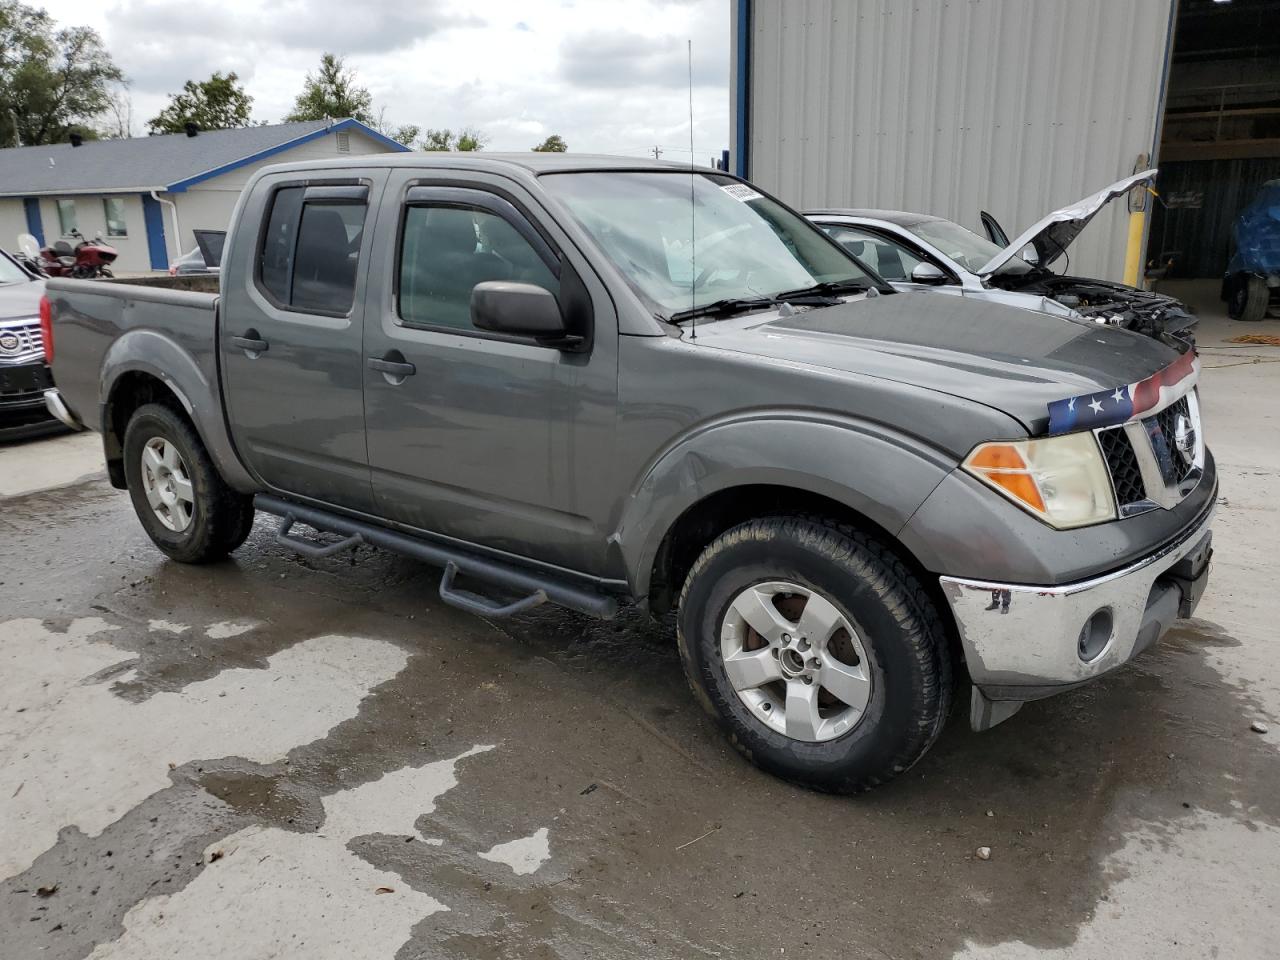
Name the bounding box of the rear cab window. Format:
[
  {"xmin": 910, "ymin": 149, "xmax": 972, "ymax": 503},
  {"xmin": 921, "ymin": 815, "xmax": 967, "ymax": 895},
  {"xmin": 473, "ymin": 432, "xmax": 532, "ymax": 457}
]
[{"xmin": 258, "ymin": 183, "xmax": 369, "ymax": 315}]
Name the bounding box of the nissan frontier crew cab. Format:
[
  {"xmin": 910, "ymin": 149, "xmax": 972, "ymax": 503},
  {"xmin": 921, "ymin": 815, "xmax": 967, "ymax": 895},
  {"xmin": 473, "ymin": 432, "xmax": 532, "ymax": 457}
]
[{"xmin": 42, "ymin": 154, "xmax": 1215, "ymax": 793}]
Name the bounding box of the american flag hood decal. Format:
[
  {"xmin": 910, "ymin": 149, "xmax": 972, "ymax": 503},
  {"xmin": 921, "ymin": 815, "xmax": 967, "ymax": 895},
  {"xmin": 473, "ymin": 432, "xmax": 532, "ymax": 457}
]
[{"xmin": 1047, "ymin": 351, "xmax": 1198, "ymax": 434}]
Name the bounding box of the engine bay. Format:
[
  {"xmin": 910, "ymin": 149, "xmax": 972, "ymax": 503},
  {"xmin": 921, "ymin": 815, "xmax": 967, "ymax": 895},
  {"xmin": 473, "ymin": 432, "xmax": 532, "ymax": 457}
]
[{"xmin": 993, "ymin": 273, "xmax": 1198, "ymax": 347}]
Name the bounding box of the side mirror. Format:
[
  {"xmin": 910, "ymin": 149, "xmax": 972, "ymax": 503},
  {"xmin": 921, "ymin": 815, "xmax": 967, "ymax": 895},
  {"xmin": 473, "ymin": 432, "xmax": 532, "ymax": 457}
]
[
  {"xmin": 910, "ymin": 262, "xmax": 948, "ymax": 285},
  {"xmin": 471, "ymin": 281, "xmax": 581, "ymax": 348}
]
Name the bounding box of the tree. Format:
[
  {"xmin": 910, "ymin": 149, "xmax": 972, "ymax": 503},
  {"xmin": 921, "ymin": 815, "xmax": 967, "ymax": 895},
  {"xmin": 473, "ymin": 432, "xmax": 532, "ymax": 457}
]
[
  {"xmin": 285, "ymin": 53, "xmax": 373, "ymax": 123},
  {"xmin": 420, "ymin": 127, "xmax": 488, "ymax": 152},
  {"xmin": 0, "ymin": 0, "xmax": 122, "ymax": 146},
  {"xmin": 147, "ymin": 71, "xmax": 253, "ymax": 135},
  {"xmin": 372, "ymin": 107, "xmax": 418, "ymax": 147},
  {"xmin": 101, "ymin": 81, "xmax": 133, "ymax": 139},
  {"xmin": 531, "ymin": 134, "xmax": 567, "ymax": 153},
  {"xmin": 385, "ymin": 125, "xmax": 418, "ymax": 146},
  {"xmin": 420, "ymin": 128, "xmax": 452, "ymax": 151}
]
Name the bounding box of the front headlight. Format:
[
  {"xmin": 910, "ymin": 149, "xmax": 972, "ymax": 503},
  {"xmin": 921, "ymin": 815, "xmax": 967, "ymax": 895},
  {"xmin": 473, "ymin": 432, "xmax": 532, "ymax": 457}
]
[{"xmin": 963, "ymin": 433, "xmax": 1116, "ymax": 529}]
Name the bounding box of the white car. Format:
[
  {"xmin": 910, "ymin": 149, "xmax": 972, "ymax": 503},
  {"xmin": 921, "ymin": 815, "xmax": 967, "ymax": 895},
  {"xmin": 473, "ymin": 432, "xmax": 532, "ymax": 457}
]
[{"xmin": 807, "ymin": 170, "xmax": 1196, "ymax": 346}]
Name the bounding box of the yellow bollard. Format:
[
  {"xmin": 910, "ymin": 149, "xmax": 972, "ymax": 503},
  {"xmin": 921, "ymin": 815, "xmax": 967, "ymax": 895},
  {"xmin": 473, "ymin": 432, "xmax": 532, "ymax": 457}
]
[{"xmin": 1123, "ymin": 208, "xmax": 1146, "ymax": 289}]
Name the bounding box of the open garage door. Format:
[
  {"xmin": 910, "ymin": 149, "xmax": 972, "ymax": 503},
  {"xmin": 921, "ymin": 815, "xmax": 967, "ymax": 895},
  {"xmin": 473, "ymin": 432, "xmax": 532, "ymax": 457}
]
[{"xmin": 1150, "ymin": 0, "xmax": 1280, "ymax": 281}]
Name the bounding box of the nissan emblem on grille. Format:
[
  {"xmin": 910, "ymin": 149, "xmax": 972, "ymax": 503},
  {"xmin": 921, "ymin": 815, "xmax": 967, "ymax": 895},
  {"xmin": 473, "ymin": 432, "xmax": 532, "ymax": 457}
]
[
  {"xmin": 0, "ymin": 332, "xmax": 20, "ymax": 355},
  {"xmin": 1174, "ymin": 413, "xmax": 1196, "ymax": 467}
]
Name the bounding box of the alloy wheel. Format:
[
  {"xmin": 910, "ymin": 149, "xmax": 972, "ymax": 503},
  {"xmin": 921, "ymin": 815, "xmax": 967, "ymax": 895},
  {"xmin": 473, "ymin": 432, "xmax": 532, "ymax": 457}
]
[
  {"xmin": 140, "ymin": 436, "xmax": 195, "ymax": 532},
  {"xmin": 719, "ymin": 580, "xmax": 872, "ymax": 742}
]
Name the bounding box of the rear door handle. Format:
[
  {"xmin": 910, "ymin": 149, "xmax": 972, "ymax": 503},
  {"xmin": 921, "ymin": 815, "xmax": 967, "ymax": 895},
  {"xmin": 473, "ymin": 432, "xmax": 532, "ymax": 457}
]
[
  {"xmin": 367, "ymin": 357, "xmax": 416, "ymax": 378},
  {"xmin": 232, "ymin": 334, "xmax": 268, "ymax": 353}
]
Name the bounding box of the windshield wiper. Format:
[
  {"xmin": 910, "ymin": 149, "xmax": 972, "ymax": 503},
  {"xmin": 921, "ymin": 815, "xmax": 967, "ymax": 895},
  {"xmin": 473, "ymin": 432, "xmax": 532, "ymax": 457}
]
[
  {"xmin": 669, "ymin": 296, "xmax": 777, "ymax": 323},
  {"xmin": 774, "ymin": 279, "xmax": 872, "ymax": 300}
]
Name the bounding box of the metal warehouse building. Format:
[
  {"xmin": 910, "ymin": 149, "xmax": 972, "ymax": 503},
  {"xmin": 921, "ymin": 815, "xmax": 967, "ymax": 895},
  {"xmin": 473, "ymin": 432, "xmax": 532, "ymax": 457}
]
[{"xmin": 731, "ymin": 0, "xmax": 1280, "ymax": 283}]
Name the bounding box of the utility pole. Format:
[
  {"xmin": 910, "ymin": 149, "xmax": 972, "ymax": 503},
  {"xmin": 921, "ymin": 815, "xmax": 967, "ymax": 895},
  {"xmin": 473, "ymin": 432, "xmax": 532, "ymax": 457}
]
[{"xmin": 651, "ymin": 145, "xmax": 663, "ymax": 160}]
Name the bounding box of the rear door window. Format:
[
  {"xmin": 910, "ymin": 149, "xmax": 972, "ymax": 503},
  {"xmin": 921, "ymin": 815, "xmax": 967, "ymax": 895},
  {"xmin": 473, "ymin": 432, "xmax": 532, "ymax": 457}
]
[{"xmin": 258, "ymin": 184, "xmax": 368, "ymax": 315}]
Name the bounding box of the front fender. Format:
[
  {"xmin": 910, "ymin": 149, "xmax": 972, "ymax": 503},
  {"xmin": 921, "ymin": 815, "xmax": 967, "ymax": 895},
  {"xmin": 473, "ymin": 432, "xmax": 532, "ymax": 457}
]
[
  {"xmin": 615, "ymin": 413, "xmax": 956, "ymax": 596},
  {"xmin": 100, "ymin": 331, "xmax": 256, "ymax": 493}
]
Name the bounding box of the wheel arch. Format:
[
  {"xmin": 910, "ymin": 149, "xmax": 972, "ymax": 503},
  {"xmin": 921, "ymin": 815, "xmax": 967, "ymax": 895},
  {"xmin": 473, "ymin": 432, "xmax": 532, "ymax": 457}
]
[
  {"xmin": 645, "ymin": 482, "xmax": 943, "ymax": 614},
  {"xmin": 99, "ymin": 330, "xmax": 256, "ymax": 493},
  {"xmin": 615, "ymin": 416, "xmax": 955, "ymax": 604},
  {"xmin": 102, "ymin": 368, "xmax": 196, "ymax": 488}
]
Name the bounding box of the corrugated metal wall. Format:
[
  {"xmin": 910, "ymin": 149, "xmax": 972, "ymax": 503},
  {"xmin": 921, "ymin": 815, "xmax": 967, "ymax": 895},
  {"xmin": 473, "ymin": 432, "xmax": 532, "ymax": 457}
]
[
  {"xmin": 737, "ymin": 0, "xmax": 1176, "ymax": 281},
  {"xmin": 1150, "ymin": 158, "xmax": 1280, "ymax": 278}
]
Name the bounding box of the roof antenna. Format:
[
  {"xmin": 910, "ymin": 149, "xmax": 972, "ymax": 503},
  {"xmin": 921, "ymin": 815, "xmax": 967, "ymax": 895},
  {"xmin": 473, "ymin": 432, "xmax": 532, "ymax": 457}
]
[{"xmin": 687, "ymin": 38, "xmax": 697, "ymax": 340}]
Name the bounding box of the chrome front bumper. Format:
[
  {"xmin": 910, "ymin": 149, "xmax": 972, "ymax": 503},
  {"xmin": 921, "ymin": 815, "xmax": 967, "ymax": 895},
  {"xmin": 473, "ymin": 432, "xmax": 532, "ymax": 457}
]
[{"xmin": 940, "ymin": 502, "xmax": 1214, "ymax": 705}]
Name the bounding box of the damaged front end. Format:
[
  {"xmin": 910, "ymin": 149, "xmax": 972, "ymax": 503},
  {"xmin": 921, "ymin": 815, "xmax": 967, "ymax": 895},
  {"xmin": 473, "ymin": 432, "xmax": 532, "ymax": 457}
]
[
  {"xmin": 976, "ymin": 169, "xmax": 1198, "ymax": 349},
  {"xmin": 991, "ymin": 272, "xmax": 1198, "ymax": 349}
]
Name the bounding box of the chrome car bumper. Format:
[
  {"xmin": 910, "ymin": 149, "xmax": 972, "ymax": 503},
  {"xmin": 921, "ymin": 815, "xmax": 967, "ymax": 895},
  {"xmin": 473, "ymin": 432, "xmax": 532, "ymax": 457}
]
[
  {"xmin": 44, "ymin": 388, "xmax": 83, "ymax": 431},
  {"xmin": 940, "ymin": 500, "xmax": 1214, "ymax": 717}
]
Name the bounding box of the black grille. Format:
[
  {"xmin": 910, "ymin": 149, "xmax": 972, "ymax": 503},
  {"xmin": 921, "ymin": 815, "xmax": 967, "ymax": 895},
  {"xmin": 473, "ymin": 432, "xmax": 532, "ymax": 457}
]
[
  {"xmin": 1147, "ymin": 397, "xmax": 1196, "ymax": 484},
  {"xmin": 1098, "ymin": 427, "xmax": 1146, "ymax": 506}
]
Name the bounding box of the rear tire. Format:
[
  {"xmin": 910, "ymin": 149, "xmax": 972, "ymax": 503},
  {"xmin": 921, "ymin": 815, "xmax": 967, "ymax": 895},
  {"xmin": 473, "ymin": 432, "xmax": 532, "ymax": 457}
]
[
  {"xmin": 123, "ymin": 403, "xmax": 254, "ymax": 564},
  {"xmin": 677, "ymin": 517, "xmax": 952, "ymax": 793},
  {"xmin": 1229, "ymin": 275, "xmax": 1270, "ymax": 322}
]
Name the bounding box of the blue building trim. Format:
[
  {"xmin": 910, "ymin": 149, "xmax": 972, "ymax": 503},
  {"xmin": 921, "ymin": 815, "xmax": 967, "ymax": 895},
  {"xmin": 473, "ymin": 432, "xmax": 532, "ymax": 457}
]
[
  {"xmin": 1150, "ymin": 1, "xmax": 1178, "ymax": 162},
  {"xmin": 22, "ymin": 198, "xmax": 44, "ymax": 246},
  {"xmin": 140, "ymin": 193, "xmax": 168, "ymax": 270},
  {"xmin": 733, "ymin": 0, "xmax": 752, "ymax": 179},
  {"xmin": 165, "ymin": 119, "xmax": 411, "ymax": 193}
]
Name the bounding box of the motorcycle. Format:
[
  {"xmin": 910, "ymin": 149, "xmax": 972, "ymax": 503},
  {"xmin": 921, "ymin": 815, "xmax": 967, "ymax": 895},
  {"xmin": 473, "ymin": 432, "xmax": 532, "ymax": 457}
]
[
  {"xmin": 26, "ymin": 230, "xmax": 118, "ymax": 279},
  {"xmin": 14, "ymin": 234, "xmax": 47, "ymax": 277}
]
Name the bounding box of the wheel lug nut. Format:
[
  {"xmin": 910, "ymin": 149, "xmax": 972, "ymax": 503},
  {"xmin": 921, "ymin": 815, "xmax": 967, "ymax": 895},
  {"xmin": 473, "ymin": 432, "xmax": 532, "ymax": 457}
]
[
  {"xmin": 781, "ymin": 634, "xmax": 791, "ymax": 644},
  {"xmin": 797, "ymin": 638, "xmax": 810, "ymax": 651},
  {"xmin": 809, "ymin": 658, "xmax": 821, "ymax": 669},
  {"xmin": 802, "ymin": 675, "xmax": 813, "ymax": 685}
]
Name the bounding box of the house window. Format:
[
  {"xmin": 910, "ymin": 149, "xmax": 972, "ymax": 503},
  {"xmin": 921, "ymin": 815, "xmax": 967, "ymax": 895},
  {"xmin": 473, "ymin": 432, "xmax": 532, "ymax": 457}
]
[
  {"xmin": 56, "ymin": 198, "xmax": 78, "ymax": 236},
  {"xmin": 103, "ymin": 198, "xmax": 127, "ymax": 237}
]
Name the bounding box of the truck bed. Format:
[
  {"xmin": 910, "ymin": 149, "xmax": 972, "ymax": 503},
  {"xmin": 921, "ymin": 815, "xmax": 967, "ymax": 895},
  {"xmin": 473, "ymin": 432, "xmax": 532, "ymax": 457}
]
[
  {"xmin": 44, "ymin": 275, "xmax": 222, "ymax": 452},
  {"xmin": 100, "ymin": 274, "xmax": 220, "ymax": 293}
]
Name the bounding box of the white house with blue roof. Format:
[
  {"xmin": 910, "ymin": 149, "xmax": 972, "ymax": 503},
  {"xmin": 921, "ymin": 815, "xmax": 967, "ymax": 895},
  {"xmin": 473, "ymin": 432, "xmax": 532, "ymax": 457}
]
[{"xmin": 0, "ymin": 118, "xmax": 409, "ymax": 273}]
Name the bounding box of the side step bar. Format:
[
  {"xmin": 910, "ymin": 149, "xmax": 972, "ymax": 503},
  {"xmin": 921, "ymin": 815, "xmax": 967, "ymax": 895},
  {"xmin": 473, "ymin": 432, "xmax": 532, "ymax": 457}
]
[{"xmin": 255, "ymin": 494, "xmax": 618, "ymax": 620}]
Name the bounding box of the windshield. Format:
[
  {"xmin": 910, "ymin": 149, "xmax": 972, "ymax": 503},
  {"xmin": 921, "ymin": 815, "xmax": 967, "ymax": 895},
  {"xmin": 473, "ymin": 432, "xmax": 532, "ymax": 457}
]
[
  {"xmin": 541, "ymin": 171, "xmax": 876, "ymax": 319},
  {"xmin": 910, "ymin": 218, "xmax": 1033, "ymax": 276},
  {"xmin": 0, "ymin": 251, "xmax": 31, "ymax": 285}
]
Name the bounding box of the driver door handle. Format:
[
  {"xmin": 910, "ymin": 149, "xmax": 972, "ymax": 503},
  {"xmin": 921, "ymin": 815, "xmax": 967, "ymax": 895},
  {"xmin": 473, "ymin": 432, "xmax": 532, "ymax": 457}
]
[{"xmin": 368, "ymin": 357, "xmax": 416, "ymax": 377}]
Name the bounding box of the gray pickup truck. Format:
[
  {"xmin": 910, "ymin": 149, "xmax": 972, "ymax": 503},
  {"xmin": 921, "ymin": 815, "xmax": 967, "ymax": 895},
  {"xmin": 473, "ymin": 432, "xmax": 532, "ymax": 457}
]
[{"xmin": 42, "ymin": 154, "xmax": 1215, "ymax": 793}]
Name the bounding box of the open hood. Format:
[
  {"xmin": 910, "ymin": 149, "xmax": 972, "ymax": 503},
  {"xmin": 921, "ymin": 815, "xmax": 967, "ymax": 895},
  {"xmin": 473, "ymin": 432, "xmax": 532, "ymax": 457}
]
[{"xmin": 976, "ymin": 169, "xmax": 1156, "ymax": 278}]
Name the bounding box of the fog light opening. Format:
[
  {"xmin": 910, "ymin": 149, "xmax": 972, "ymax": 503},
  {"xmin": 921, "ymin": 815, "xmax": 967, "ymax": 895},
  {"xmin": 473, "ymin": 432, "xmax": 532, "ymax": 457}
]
[{"xmin": 1078, "ymin": 608, "xmax": 1114, "ymax": 663}]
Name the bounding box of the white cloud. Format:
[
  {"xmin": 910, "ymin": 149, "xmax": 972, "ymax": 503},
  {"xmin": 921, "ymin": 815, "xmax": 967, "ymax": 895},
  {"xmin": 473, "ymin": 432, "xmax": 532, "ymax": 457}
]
[{"xmin": 54, "ymin": 0, "xmax": 730, "ymax": 158}]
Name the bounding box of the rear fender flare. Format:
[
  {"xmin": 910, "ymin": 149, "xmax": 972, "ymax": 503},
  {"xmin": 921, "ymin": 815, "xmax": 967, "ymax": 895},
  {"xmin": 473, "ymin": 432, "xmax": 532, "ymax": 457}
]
[{"xmin": 100, "ymin": 330, "xmax": 256, "ymax": 493}]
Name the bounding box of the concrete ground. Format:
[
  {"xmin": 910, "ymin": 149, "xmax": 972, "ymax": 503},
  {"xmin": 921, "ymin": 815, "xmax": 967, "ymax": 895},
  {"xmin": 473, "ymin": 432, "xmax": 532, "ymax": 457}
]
[{"xmin": 1, "ymin": 284, "xmax": 1277, "ymax": 959}]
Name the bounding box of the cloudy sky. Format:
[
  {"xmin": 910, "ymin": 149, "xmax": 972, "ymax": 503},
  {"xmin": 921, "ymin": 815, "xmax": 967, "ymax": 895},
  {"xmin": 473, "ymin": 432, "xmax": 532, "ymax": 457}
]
[{"xmin": 53, "ymin": 0, "xmax": 730, "ymax": 160}]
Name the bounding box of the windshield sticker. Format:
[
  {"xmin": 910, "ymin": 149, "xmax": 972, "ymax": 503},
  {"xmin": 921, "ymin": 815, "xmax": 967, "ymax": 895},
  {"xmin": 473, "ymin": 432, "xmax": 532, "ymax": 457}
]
[
  {"xmin": 720, "ymin": 183, "xmax": 764, "ymax": 203},
  {"xmin": 1047, "ymin": 351, "xmax": 1198, "ymax": 434}
]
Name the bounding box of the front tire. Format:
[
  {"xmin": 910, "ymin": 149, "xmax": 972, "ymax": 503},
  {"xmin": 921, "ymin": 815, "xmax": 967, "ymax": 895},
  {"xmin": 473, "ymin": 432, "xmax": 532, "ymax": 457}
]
[
  {"xmin": 123, "ymin": 403, "xmax": 254, "ymax": 563},
  {"xmin": 677, "ymin": 517, "xmax": 952, "ymax": 793}
]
